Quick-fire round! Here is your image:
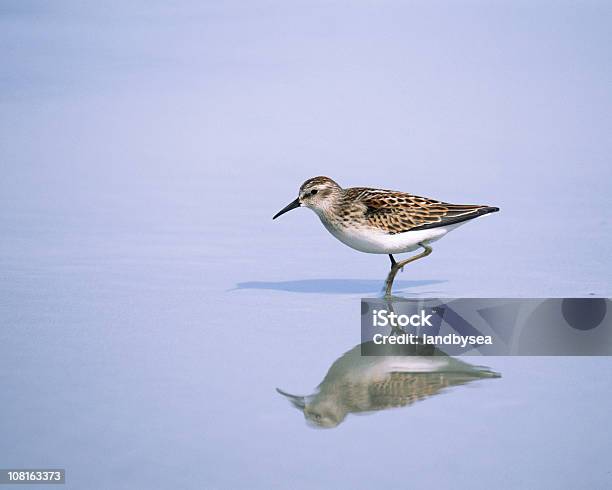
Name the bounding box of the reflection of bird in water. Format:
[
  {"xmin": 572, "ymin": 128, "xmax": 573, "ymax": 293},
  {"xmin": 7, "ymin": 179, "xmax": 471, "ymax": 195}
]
[{"xmin": 277, "ymin": 342, "xmax": 500, "ymax": 428}]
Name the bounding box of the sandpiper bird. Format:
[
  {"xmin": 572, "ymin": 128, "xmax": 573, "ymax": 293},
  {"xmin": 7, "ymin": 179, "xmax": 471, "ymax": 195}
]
[
  {"xmin": 273, "ymin": 176, "xmax": 499, "ymax": 296},
  {"xmin": 277, "ymin": 342, "xmax": 500, "ymax": 428}
]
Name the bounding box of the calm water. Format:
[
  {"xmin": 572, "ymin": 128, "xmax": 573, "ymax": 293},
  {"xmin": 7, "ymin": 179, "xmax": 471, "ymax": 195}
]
[
  {"xmin": 1, "ymin": 2, "xmax": 611, "ymax": 488},
  {"xmin": 2, "ymin": 217, "xmax": 611, "ymax": 489}
]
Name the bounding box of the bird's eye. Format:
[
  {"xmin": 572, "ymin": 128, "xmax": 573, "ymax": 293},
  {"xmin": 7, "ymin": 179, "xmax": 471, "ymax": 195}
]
[{"xmin": 310, "ymin": 189, "xmax": 318, "ymax": 195}]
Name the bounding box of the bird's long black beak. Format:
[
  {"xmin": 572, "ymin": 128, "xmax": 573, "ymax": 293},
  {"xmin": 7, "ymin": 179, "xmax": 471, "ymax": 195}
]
[
  {"xmin": 272, "ymin": 197, "xmax": 300, "ymax": 220},
  {"xmin": 276, "ymin": 388, "xmax": 306, "ymax": 409}
]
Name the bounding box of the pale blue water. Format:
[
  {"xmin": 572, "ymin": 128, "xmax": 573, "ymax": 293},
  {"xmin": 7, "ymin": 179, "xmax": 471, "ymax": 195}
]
[{"xmin": 1, "ymin": 2, "xmax": 611, "ymax": 489}]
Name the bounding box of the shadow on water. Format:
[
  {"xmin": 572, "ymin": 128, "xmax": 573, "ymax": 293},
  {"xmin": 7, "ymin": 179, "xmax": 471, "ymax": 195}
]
[
  {"xmin": 277, "ymin": 341, "xmax": 500, "ymax": 429},
  {"xmin": 234, "ymin": 279, "xmax": 446, "ymax": 294}
]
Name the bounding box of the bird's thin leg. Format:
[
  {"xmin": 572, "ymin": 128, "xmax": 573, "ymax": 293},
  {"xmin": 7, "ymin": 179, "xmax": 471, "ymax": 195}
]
[
  {"xmin": 389, "ymin": 254, "xmax": 406, "ymax": 273},
  {"xmin": 384, "ymin": 243, "xmax": 433, "ymax": 297}
]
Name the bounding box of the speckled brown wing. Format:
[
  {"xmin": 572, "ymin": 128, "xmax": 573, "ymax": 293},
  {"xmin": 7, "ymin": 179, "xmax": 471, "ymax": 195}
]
[
  {"xmin": 335, "ymin": 372, "xmax": 489, "ymax": 414},
  {"xmin": 344, "ymin": 187, "xmax": 499, "ymax": 235},
  {"xmin": 365, "ymin": 372, "xmax": 482, "ymax": 411}
]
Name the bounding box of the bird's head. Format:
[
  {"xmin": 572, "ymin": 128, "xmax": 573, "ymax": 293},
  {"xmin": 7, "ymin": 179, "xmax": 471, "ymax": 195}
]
[
  {"xmin": 303, "ymin": 400, "xmax": 346, "ymax": 428},
  {"xmin": 273, "ymin": 176, "xmax": 342, "ymax": 219}
]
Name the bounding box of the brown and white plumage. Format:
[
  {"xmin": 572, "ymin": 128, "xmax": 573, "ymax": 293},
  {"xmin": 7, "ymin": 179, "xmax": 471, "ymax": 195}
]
[
  {"xmin": 342, "ymin": 186, "xmax": 499, "ymax": 234},
  {"xmin": 277, "ymin": 342, "xmax": 500, "ymax": 428},
  {"xmin": 273, "ymin": 176, "xmax": 499, "ymax": 255}
]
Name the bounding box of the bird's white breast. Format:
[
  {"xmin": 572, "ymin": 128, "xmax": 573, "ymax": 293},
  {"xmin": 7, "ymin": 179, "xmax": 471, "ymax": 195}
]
[{"xmin": 321, "ymin": 219, "xmax": 463, "ymax": 254}]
